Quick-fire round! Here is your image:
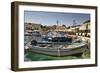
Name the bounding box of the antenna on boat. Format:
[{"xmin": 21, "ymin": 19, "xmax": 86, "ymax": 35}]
[
  {"xmin": 73, "ymin": 20, "xmax": 77, "ymax": 35},
  {"xmin": 57, "ymin": 19, "xmax": 59, "ymax": 25},
  {"xmin": 56, "ymin": 19, "xmax": 59, "ymax": 33},
  {"xmin": 73, "ymin": 20, "xmax": 76, "ymax": 27}
]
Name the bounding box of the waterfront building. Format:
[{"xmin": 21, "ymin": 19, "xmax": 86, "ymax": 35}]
[
  {"xmin": 31, "ymin": 23, "xmax": 41, "ymax": 31},
  {"xmin": 24, "ymin": 22, "xmax": 42, "ymax": 32},
  {"xmin": 66, "ymin": 20, "xmax": 90, "ymax": 37},
  {"xmin": 54, "ymin": 25, "xmax": 67, "ymax": 32},
  {"xmin": 79, "ymin": 20, "xmax": 90, "ymax": 37},
  {"xmin": 24, "ymin": 23, "xmax": 33, "ymax": 31}
]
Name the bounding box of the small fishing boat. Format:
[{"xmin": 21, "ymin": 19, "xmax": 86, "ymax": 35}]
[
  {"xmin": 30, "ymin": 42, "xmax": 87, "ymax": 56},
  {"xmin": 30, "ymin": 32, "xmax": 88, "ymax": 56}
]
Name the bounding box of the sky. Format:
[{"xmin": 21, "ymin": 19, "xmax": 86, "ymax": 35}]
[{"xmin": 24, "ymin": 11, "xmax": 90, "ymax": 26}]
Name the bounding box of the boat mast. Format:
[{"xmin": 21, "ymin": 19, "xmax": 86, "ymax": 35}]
[
  {"xmin": 73, "ymin": 20, "xmax": 77, "ymax": 35},
  {"xmin": 57, "ymin": 19, "xmax": 59, "ymax": 25},
  {"xmin": 56, "ymin": 19, "xmax": 59, "ymax": 36}
]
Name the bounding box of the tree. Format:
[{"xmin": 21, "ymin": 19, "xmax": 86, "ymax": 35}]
[{"xmin": 62, "ymin": 24, "xmax": 66, "ymax": 27}]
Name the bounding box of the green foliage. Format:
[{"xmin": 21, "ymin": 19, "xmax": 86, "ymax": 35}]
[{"xmin": 82, "ymin": 49, "xmax": 90, "ymax": 58}]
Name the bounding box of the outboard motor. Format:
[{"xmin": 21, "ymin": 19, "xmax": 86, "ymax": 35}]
[{"xmin": 31, "ymin": 40, "xmax": 37, "ymax": 46}]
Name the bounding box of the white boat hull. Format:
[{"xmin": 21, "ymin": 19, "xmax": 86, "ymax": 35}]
[{"xmin": 30, "ymin": 43, "xmax": 87, "ymax": 56}]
